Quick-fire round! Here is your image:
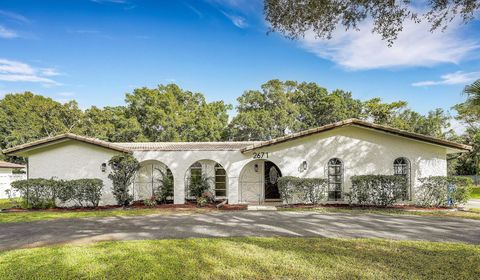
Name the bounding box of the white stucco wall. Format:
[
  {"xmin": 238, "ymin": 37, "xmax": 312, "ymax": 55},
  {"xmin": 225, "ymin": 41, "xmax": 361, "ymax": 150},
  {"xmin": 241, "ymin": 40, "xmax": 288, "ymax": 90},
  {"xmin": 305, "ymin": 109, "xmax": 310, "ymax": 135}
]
[
  {"xmin": 28, "ymin": 140, "xmax": 119, "ymax": 205},
  {"xmin": 0, "ymin": 169, "xmax": 26, "ymax": 199},
  {"xmin": 24, "ymin": 125, "xmax": 449, "ymax": 206}
]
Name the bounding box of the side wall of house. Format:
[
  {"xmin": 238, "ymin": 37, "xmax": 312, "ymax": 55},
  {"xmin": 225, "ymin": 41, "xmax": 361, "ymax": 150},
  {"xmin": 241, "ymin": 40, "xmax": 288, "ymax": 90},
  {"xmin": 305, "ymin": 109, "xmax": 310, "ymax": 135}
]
[{"xmin": 28, "ymin": 140, "xmax": 119, "ymax": 205}]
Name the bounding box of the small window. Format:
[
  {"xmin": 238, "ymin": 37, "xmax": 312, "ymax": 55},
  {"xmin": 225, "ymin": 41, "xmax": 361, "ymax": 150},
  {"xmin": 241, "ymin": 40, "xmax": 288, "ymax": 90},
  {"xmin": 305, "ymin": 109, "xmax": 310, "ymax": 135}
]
[
  {"xmin": 394, "ymin": 157, "xmax": 410, "ymax": 200},
  {"xmin": 190, "ymin": 162, "xmax": 202, "ymax": 181},
  {"xmin": 328, "ymin": 158, "xmax": 343, "ymax": 201},
  {"xmin": 215, "ymin": 163, "xmax": 227, "ymax": 197}
]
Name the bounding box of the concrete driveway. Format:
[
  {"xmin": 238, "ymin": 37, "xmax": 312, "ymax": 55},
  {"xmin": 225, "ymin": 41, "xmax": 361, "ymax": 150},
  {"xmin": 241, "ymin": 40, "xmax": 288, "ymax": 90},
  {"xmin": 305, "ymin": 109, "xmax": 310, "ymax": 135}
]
[{"xmin": 0, "ymin": 211, "xmax": 479, "ymax": 251}]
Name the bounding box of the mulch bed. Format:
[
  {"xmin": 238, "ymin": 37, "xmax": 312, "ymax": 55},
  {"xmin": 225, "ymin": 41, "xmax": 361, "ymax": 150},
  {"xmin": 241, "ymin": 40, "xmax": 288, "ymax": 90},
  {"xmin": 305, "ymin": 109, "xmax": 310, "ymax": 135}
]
[
  {"xmin": 1, "ymin": 200, "xmax": 247, "ymax": 213},
  {"xmin": 278, "ymin": 203, "xmax": 453, "ymax": 211}
]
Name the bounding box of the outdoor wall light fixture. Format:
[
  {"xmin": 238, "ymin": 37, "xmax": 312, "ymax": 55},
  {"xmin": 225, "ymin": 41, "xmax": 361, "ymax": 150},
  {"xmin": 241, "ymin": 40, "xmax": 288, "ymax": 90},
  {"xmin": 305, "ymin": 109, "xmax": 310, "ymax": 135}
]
[
  {"xmin": 254, "ymin": 163, "xmax": 259, "ymax": 172},
  {"xmin": 101, "ymin": 163, "xmax": 107, "ymax": 173},
  {"xmin": 302, "ymin": 160, "xmax": 308, "ymax": 171}
]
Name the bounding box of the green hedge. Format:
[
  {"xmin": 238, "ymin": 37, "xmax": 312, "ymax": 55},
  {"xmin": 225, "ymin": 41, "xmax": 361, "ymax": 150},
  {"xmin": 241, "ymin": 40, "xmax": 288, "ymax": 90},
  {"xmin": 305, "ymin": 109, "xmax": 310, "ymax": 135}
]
[
  {"xmin": 348, "ymin": 175, "xmax": 408, "ymax": 207},
  {"xmin": 415, "ymin": 176, "xmax": 472, "ymax": 207},
  {"xmin": 277, "ymin": 176, "xmax": 327, "ymax": 204},
  {"xmin": 11, "ymin": 178, "xmax": 104, "ymax": 209},
  {"xmin": 11, "ymin": 179, "xmax": 58, "ymax": 209}
]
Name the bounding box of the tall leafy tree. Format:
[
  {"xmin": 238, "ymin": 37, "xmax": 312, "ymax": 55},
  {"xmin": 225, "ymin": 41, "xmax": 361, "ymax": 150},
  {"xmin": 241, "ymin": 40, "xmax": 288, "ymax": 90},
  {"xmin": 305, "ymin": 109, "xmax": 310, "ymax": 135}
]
[
  {"xmin": 292, "ymin": 83, "xmax": 363, "ymax": 129},
  {"xmin": 82, "ymin": 106, "xmax": 145, "ymax": 142},
  {"xmin": 228, "ymin": 80, "xmax": 301, "ymax": 140},
  {"xmin": 265, "ymin": 0, "xmax": 480, "ymax": 46},
  {"xmin": 0, "ymin": 92, "xmax": 83, "ymax": 149},
  {"xmin": 451, "ymin": 79, "xmax": 480, "ymax": 176},
  {"xmin": 125, "ymin": 84, "xmax": 231, "ymax": 142}
]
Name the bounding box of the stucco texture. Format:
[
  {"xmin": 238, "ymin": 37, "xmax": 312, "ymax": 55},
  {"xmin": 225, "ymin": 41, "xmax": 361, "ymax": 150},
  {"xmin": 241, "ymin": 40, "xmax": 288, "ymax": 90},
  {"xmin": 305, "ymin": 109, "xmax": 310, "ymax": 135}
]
[{"xmin": 26, "ymin": 126, "xmax": 448, "ymax": 205}]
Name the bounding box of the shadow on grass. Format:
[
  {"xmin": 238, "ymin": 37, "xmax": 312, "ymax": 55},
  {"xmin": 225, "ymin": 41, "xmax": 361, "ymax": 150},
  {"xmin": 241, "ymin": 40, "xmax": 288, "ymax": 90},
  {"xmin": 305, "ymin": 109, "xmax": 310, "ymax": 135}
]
[{"xmin": 0, "ymin": 238, "xmax": 479, "ymax": 280}]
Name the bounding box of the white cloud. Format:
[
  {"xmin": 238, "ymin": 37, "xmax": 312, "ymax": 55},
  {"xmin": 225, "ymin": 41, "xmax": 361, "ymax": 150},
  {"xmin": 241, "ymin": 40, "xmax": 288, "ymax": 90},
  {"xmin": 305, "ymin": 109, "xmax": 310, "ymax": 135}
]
[
  {"xmin": 221, "ymin": 11, "xmax": 247, "ymax": 28},
  {"xmin": 300, "ymin": 19, "xmax": 478, "ymax": 70},
  {"xmin": 0, "ymin": 59, "xmax": 61, "ymax": 85},
  {"xmin": 57, "ymin": 92, "xmax": 75, "ymax": 97},
  {"xmin": 0, "ymin": 10, "xmax": 30, "ymax": 24},
  {"xmin": 40, "ymin": 68, "xmax": 62, "ymax": 77},
  {"xmin": 412, "ymin": 71, "xmax": 480, "ymax": 87},
  {"xmin": 0, "ymin": 25, "xmax": 18, "ymax": 38}
]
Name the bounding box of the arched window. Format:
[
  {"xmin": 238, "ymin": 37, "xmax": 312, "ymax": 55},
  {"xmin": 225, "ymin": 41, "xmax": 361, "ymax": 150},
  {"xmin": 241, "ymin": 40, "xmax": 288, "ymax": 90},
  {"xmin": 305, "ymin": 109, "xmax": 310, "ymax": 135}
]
[
  {"xmin": 394, "ymin": 157, "xmax": 411, "ymax": 200},
  {"xmin": 328, "ymin": 158, "xmax": 343, "ymax": 201},
  {"xmin": 214, "ymin": 163, "xmax": 227, "ymax": 197}
]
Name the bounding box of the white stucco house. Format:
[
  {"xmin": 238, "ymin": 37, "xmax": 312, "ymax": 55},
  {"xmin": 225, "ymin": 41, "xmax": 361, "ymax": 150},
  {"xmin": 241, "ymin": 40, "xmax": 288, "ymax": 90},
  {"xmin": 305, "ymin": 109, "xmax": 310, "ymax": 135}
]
[
  {"xmin": 2, "ymin": 119, "xmax": 472, "ymax": 206},
  {"xmin": 0, "ymin": 161, "xmax": 26, "ymax": 199}
]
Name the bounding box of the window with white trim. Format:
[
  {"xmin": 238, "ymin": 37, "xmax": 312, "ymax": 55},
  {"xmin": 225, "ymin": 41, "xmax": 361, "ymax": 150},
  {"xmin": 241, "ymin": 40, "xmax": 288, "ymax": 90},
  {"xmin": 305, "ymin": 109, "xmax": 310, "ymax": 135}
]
[{"xmin": 214, "ymin": 163, "xmax": 227, "ymax": 197}]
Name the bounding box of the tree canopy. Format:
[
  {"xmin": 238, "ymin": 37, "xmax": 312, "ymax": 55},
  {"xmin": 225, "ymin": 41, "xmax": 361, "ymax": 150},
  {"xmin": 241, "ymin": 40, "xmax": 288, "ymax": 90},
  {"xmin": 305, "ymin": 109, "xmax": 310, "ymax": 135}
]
[
  {"xmin": 264, "ymin": 0, "xmax": 480, "ymax": 45},
  {"xmin": 0, "ymin": 79, "xmax": 475, "ymax": 177}
]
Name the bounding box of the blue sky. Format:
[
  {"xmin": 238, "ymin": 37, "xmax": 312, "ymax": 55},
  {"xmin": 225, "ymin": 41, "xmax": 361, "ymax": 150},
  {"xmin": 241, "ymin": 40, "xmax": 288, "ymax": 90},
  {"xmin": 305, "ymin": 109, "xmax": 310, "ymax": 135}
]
[{"xmin": 0, "ymin": 0, "xmax": 479, "ymax": 128}]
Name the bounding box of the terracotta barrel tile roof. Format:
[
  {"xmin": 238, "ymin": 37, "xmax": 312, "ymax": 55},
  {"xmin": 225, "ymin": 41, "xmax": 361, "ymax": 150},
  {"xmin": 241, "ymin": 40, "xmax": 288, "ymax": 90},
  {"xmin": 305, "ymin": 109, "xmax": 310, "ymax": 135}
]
[
  {"xmin": 0, "ymin": 161, "xmax": 25, "ymax": 169},
  {"xmin": 114, "ymin": 141, "xmax": 261, "ymax": 151}
]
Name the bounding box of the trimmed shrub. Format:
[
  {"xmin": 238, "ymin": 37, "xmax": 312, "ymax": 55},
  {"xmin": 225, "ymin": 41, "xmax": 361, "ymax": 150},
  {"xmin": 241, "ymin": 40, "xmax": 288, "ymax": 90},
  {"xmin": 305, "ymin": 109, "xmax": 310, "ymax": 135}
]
[
  {"xmin": 57, "ymin": 179, "xmax": 104, "ymax": 207},
  {"xmin": 11, "ymin": 178, "xmax": 59, "ymax": 209},
  {"xmin": 415, "ymin": 176, "xmax": 472, "ymax": 207},
  {"xmin": 348, "ymin": 175, "xmax": 408, "ymax": 207},
  {"xmin": 12, "ymin": 178, "xmax": 104, "ymax": 209},
  {"xmin": 277, "ymin": 176, "xmax": 327, "ymax": 204},
  {"xmin": 108, "ymin": 154, "xmax": 139, "ymax": 207}
]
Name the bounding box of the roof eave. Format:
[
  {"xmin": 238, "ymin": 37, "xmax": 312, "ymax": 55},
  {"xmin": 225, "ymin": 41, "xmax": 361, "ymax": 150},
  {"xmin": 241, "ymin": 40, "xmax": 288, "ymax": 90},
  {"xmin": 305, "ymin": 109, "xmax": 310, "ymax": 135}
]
[
  {"xmin": 241, "ymin": 119, "xmax": 472, "ymax": 153},
  {"xmin": 2, "ymin": 134, "xmax": 131, "ymax": 156}
]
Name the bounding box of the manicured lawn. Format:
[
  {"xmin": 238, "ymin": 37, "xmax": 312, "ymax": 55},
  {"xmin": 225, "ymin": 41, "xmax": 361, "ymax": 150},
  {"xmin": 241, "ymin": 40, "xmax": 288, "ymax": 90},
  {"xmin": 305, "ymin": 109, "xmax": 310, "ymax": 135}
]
[
  {"xmin": 471, "ymin": 187, "xmax": 480, "ymax": 199},
  {"xmin": 0, "ymin": 237, "xmax": 478, "ymax": 280},
  {"xmin": 278, "ymin": 206, "xmax": 480, "ymax": 220},
  {"xmin": 0, "ymin": 208, "xmax": 212, "ymax": 224}
]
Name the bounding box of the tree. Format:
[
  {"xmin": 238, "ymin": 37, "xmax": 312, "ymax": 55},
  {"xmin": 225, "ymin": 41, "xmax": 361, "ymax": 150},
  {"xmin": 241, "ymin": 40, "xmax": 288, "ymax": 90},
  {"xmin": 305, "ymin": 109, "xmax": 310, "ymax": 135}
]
[
  {"xmin": 0, "ymin": 92, "xmax": 83, "ymax": 162},
  {"xmin": 125, "ymin": 84, "xmax": 231, "ymax": 142},
  {"xmin": 82, "ymin": 106, "xmax": 145, "ymax": 142},
  {"xmin": 292, "ymin": 83, "xmax": 363, "ymax": 129},
  {"xmin": 228, "ymin": 80, "xmax": 301, "ymax": 140},
  {"xmin": 264, "ymin": 0, "xmax": 480, "ymax": 46},
  {"xmin": 108, "ymin": 154, "xmax": 139, "ymax": 207},
  {"xmin": 451, "ymin": 79, "xmax": 480, "ymax": 176}
]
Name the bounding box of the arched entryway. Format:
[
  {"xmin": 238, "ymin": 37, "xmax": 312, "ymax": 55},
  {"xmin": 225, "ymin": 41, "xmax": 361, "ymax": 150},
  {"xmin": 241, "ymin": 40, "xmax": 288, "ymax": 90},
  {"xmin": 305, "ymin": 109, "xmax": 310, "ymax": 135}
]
[
  {"xmin": 133, "ymin": 160, "xmax": 173, "ymax": 201},
  {"xmin": 239, "ymin": 159, "xmax": 282, "ymax": 204},
  {"xmin": 184, "ymin": 159, "xmax": 228, "ymax": 200}
]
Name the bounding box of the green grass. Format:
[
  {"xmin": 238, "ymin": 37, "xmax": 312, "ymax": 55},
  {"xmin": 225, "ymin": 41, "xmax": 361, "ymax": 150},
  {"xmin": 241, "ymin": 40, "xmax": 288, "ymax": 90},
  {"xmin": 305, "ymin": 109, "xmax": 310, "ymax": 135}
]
[
  {"xmin": 278, "ymin": 206, "xmax": 480, "ymax": 220},
  {"xmin": 0, "ymin": 237, "xmax": 478, "ymax": 280},
  {"xmin": 0, "ymin": 208, "xmax": 212, "ymax": 224},
  {"xmin": 471, "ymin": 187, "xmax": 480, "ymax": 199}
]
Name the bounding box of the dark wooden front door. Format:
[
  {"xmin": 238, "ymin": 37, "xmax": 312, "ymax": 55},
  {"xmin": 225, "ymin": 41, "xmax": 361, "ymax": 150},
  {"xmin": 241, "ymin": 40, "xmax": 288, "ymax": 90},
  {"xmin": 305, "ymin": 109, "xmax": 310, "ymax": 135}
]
[{"xmin": 264, "ymin": 161, "xmax": 281, "ymax": 199}]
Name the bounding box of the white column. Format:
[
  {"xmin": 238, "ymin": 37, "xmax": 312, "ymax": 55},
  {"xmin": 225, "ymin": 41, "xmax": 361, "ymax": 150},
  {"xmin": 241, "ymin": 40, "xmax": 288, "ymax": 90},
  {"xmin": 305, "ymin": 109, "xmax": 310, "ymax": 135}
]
[
  {"xmin": 227, "ymin": 176, "xmax": 239, "ymax": 204},
  {"xmin": 173, "ymin": 170, "xmax": 185, "ymax": 204}
]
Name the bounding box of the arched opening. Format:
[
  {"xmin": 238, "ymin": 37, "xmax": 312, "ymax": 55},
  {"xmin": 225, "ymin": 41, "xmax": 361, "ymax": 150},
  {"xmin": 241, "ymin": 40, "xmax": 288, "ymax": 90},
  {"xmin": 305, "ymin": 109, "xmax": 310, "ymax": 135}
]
[
  {"xmin": 239, "ymin": 159, "xmax": 282, "ymax": 204},
  {"xmin": 133, "ymin": 160, "xmax": 174, "ymax": 203},
  {"xmin": 394, "ymin": 157, "xmax": 411, "ymax": 200},
  {"xmin": 327, "ymin": 158, "xmax": 343, "ymax": 201},
  {"xmin": 185, "ymin": 160, "xmax": 228, "ymax": 200}
]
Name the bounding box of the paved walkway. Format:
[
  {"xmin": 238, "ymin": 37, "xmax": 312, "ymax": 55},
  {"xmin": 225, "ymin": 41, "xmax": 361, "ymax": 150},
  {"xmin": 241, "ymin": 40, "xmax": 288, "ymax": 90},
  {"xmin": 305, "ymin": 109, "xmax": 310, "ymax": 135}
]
[
  {"xmin": 466, "ymin": 199, "xmax": 480, "ymax": 209},
  {"xmin": 0, "ymin": 211, "xmax": 479, "ymax": 251}
]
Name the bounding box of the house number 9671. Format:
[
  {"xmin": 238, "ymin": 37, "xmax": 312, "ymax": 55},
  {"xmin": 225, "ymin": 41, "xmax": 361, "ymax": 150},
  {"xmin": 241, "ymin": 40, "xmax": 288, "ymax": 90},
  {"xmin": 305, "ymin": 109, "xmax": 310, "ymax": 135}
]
[{"xmin": 253, "ymin": 152, "xmax": 269, "ymax": 159}]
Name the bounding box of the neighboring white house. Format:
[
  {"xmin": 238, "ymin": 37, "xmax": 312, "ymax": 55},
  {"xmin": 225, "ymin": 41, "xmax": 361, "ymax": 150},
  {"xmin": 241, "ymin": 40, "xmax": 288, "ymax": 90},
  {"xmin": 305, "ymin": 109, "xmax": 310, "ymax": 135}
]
[
  {"xmin": 0, "ymin": 161, "xmax": 26, "ymax": 199},
  {"xmin": 2, "ymin": 119, "xmax": 472, "ymax": 205}
]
